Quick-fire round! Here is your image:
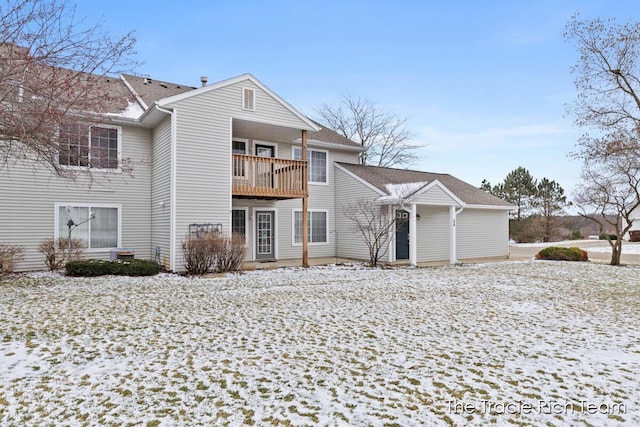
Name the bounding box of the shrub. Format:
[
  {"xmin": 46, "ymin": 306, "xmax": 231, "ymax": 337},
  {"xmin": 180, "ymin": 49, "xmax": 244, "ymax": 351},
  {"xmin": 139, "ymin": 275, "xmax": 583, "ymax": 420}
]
[
  {"xmin": 0, "ymin": 243, "xmax": 24, "ymax": 274},
  {"xmin": 66, "ymin": 259, "xmax": 160, "ymax": 277},
  {"xmin": 567, "ymin": 230, "xmax": 584, "ymax": 240},
  {"xmin": 535, "ymin": 246, "xmax": 589, "ymax": 262},
  {"xmin": 38, "ymin": 238, "xmax": 85, "ymax": 271},
  {"xmin": 182, "ymin": 232, "xmax": 221, "ymax": 275},
  {"xmin": 182, "ymin": 232, "xmax": 246, "ymax": 275},
  {"xmin": 599, "ymin": 233, "xmax": 617, "ymax": 241},
  {"xmin": 216, "ymin": 233, "xmax": 247, "ymax": 273}
]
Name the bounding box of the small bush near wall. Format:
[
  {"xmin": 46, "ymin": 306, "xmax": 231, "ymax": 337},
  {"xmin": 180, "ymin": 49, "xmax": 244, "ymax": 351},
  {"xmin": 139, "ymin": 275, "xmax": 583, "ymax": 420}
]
[
  {"xmin": 0, "ymin": 243, "xmax": 24, "ymax": 275},
  {"xmin": 216, "ymin": 233, "xmax": 247, "ymax": 273},
  {"xmin": 535, "ymin": 247, "xmax": 589, "ymax": 262},
  {"xmin": 66, "ymin": 259, "xmax": 160, "ymax": 277},
  {"xmin": 182, "ymin": 232, "xmax": 246, "ymax": 275},
  {"xmin": 38, "ymin": 238, "xmax": 85, "ymax": 271}
]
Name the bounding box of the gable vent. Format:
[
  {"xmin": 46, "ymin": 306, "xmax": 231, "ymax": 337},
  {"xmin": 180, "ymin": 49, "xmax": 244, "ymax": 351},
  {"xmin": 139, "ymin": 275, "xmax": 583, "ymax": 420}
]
[{"xmin": 242, "ymin": 87, "xmax": 255, "ymax": 111}]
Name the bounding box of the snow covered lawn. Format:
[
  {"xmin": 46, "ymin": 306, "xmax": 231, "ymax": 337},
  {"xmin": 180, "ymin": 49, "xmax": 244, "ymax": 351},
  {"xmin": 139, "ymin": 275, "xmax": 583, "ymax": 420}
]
[{"xmin": 1, "ymin": 261, "xmax": 640, "ymax": 426}]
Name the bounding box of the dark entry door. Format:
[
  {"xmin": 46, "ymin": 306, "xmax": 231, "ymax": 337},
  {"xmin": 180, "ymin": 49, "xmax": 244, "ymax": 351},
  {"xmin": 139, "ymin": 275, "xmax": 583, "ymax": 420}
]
[
  {"xmin": 255, "ymin": 210, "xmax": 275, "ymax": 260},
  {"xmin": 395, "ymin": 210, "xmax": 409, "ymax": 260}
]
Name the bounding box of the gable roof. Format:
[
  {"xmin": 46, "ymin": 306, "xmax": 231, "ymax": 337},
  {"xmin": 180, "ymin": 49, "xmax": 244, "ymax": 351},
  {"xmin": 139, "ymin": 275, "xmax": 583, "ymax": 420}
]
[
  {"xmin": 123, "ymin": 73, "xmax": 365, "ymax": 147},
  {"xmin": 154, "ymin": 73, "xmax": 319, "ymax": 132},
  {"xmin": 306, "ymin": 119, "xmax": 363, "ymax": 149},
  {"xmin": 337, "ymin": 162, "xmax": 513, "ymax": 207},
  {"xmin": 121, "ymin": 74, "xmax": 196, "ymax": 108}
]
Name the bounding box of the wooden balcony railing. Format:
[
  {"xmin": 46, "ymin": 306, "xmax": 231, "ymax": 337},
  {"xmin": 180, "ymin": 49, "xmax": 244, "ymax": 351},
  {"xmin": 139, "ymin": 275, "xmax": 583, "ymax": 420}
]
[{"xmin": 232, "ymin": 154, "xmax": 307, "ymax": 199}]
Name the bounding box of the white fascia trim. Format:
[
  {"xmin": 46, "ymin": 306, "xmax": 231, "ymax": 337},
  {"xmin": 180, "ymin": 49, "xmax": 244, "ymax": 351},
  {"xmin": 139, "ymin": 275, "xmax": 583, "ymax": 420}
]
[
  {"xmin": 294, "ymin": 138, "xmax": 365, "ymax": 153},
  {"xmin": 120, "ymin": 74, "xmax": 148, "ymax": 110},
  {"xmin": 156, "ymin": 73, "xmax": 319, "ymax": 132},
  {"xmin": 335, "ymin": 163, "xmax": 386, "ymax": 196},
  {"xmin": 229, "ymin": 119, "xmax": 237, "ymax": 231},
  {"xmin": 155, "ymin": 105, "xmax": 177, "ymax": 271},
  {"xmin": 463, "ymin": 204, "xmax": 515, "ymax": 210},
  {"xmin": 406, "ymin": 179, "xmax": 465, "ymax": 206}
]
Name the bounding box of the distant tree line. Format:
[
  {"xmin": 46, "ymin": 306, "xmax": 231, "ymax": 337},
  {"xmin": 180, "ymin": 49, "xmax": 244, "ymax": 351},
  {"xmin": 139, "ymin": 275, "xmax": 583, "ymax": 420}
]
[{"xmin": 481, "ymin": 167, "xmax": 569, "ymax": 243}]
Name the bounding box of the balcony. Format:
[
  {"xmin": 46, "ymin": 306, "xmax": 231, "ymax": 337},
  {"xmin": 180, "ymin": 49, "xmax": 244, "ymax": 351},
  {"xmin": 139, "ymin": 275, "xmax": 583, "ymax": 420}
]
[{"xmin": 232, "ymin": 154, "xmax": 307, "ymax": 199}]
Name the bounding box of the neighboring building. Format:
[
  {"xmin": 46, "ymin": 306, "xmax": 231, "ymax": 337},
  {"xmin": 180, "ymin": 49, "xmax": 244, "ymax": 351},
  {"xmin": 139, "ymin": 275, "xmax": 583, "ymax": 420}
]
[
  {"xmin": 0, "ymin": 70, "xmax": 512, "ymax": 272},
  {"xmin": 626, "ymin": 210, "xmax": 640, "ymax": 241}
]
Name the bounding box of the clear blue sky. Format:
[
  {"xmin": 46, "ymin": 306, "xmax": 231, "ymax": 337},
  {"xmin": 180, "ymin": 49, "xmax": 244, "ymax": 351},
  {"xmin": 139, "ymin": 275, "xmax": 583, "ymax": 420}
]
[{"xmin": 78, "ymin": 0, "xmax": 639, "ymax": 201}]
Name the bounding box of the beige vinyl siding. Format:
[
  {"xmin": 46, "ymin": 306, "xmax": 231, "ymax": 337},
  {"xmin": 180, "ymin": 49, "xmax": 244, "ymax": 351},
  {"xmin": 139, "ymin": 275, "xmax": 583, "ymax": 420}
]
[
  {"xmin": 172, "ymin": 111, "xmax": 230, "ymax": 271},
  {"xmin": 165, "ymin": 79, "xmax": 318, "ymax": 271},
  {"xmin": 412, "ymin": 185, "xmax": 458, "ymax": 205},
  {"xmin": 415, "ymin": 206, "xmax": 450, "ymax": 262},
  {"xmin": 276, "ymin": 150, "xmax": 359, "ymax": 260},
  {"xmin": 151, "ymin": 117, "xmax": 172, "ymax": 269},
  {"xmin": 230, "ymin": 142, "xmax": 359, "ymax": 262},
  {"xmin": 233, "ymin": 80, "xmax": 314, "ymax": 129},
  {"xmin": 0, "ymin": 125, "xmax": 152, "ymax": 271},
  {"xmin": 456, "ymin": 209, "xmax": 509, "ymax": 259},
  {"xmin": 334, "ymin": 167, "xmax": 383, "ymax": 261}
]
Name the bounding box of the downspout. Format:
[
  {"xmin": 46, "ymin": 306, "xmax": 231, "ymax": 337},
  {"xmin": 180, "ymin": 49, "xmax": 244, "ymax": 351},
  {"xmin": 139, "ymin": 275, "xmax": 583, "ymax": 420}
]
[
  {"xmin": 409, "ymin": 204, "xmax": 417, "ymax": 267},
  {"xmin": 450, "ymin": 206, "xmax": 464, "ymax": 264},
  {"xmin": 388, "ymin": 205, "xmax": 394, "ymax": 264},
  {"xmin": 156, "ymin": 104, "xmax": 177, "ymax": 272}
]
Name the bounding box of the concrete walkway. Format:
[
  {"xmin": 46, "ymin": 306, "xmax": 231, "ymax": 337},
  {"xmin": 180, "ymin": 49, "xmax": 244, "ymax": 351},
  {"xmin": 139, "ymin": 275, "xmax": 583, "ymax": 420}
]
[{"xmin": 510, "ymin": 239, "xmax": 640, "ymax": 265}]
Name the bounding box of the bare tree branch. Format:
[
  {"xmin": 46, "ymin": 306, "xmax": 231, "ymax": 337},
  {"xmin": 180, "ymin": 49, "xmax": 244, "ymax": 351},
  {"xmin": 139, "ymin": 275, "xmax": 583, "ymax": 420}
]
[
  {"xmin": 566, "ymin": 15, "xmax": 640, "ymax": 265},
  {"xmin": 1, "ymin": 0, "xmax": 138, "ymax": 178},
  {"xmin": 315, "ymin": 94, "xmax": 424, "ymax": 168},
  {"xmin": 343, "ymin": 199, "xmax": 398, "ymax": 266}
]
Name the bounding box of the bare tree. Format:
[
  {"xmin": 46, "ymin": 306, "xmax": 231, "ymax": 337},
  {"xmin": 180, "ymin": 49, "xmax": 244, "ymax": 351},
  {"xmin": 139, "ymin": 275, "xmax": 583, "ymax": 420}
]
[
  {"xmin": 315, "ymin": 94, "xmax": 422, "ymax": 168},
  {"xmin": 343, "ymin": 199, "xmax": 398, "ymax": 266},
  {"xmin": 565, "ymin": 15, "xmax": 640, "ymax": 265},
  {"xmin": 573, "ymin": 131, "xmax": 640, "ymax": 265},
  {"xmin": 0, "ymin": 0, "xmax": 137, "ymax": 177}
]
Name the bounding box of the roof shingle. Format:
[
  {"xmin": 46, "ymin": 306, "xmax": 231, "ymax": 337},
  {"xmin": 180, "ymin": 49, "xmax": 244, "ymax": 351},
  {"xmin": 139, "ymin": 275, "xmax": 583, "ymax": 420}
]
[
  {"xmin": 121, "ymin": 74, "xmax": 196, "ymax": 107},
  {"xmin": 337, "ymin": 162, "xmax": 512, "ymax": 207}
]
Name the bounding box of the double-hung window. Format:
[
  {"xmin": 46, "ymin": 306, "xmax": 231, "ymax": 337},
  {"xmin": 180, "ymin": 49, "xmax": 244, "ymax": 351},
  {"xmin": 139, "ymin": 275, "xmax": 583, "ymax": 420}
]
[
  {"xmin": 232, "ymin": 140, "xmax": 247, "ymax": 177},
  {"xmin": 231, "ymin": 209, "xmax": 247, "ymax": 239},
  {"xmin": 292, "ymin": 147, "xmax": 328, "ymax": 184},
  {"xmin": 56, "ymin": 203, "xmax": 120, "ymax": 249},
  {"xmin": 293, "ymin": 210, "xmax": 328, "ymax": 245},
  {"xmin": 58, "ymin": 124, "xmax": 121, "ymax": 170}
]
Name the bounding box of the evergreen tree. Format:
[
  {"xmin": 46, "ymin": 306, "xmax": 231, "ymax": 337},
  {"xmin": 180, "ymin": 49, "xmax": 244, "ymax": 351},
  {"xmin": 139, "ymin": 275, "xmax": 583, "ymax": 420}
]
[
  {"xmin": 479, "ymin": 179, "xmax": 492, "ymax": 193},
  {"xmin": 533, "ymin": 178, "xmax": 567, "ymax": 242},
  {"xmin": 502, "ymin": 167, "xmax": 537, "ymax": 221}
]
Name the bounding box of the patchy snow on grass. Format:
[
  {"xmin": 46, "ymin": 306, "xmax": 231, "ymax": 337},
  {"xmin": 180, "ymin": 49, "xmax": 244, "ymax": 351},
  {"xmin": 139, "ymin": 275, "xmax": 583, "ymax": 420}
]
[
  {"xmin": 1, "ymin": 262, "xmax": 640, "ymax": 426},
  {"xmin": 512, "ymin": 240, "xmax": 640, "ymax": 255},
  {"xmin": 586, "ymin": 243, "xmax": 640, "ymax": 254},
  {"xmin": 510, "ymin": 239, "xmax": 611, "ymax": 248}
]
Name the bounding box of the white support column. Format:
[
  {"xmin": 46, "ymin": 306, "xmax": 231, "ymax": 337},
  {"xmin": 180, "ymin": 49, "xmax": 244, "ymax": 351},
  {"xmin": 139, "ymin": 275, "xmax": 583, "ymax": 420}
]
[
  {"xmin": 388, "ymin": 205, "xmax": 395, "ymax": 264},
  {"xmin": 409, "ymin": 204, "xmax": 417, "ymax": 267},
  {"xmin": 449, "ymin": 205, "xmax": 456, "ymax": 264}
]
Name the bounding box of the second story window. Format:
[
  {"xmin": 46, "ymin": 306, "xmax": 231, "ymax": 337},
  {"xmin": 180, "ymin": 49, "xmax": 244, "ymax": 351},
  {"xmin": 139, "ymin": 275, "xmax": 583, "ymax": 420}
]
[
  {"xmin": 232, "ymin": 140, "xmax": 247, "ymax": 177},
  {"xmin": 58, "ymin": 124, "xmax": 120, "ymax": 170},
  {"xmin": 293, "ymin": 147, "xmax": 328, "ymax": 184}
]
